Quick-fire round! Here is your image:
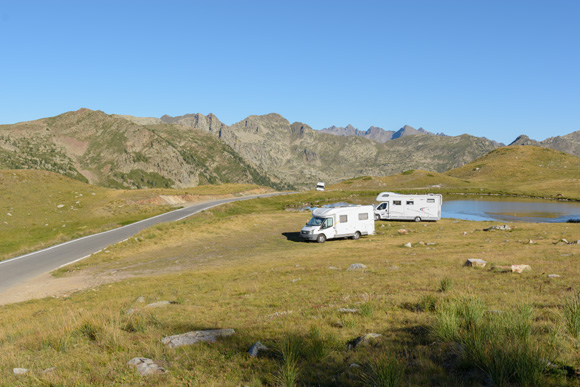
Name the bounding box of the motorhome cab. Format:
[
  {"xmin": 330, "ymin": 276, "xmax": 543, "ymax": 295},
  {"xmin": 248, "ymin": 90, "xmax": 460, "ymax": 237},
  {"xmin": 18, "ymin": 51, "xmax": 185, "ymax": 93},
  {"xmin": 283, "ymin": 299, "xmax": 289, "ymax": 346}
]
[
  {"xmin": 301, "ymin": 205, "xmax": 375, "ymax": 243},
  {"xmin": 374, "ymin": 192, "xmax": 442, "ymax": 221},
  {"xmin": 315, "ymin": 182, "xmax": 325, "ymax": 191}
]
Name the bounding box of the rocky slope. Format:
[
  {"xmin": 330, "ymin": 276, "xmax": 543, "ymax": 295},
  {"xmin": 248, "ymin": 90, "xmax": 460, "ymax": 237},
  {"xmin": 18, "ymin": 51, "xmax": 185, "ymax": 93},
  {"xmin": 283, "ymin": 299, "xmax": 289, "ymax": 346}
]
[
  {"xmin": 320, "ymin": 124, "xmax": 446, "ymax": 142},
  {"xmin": 161, "ymin": 113, "xmax": 500, "ymax": 188},
  {"xmin": 1, "ymin": 109, "xmax": 537, "ymax": 190},
  {"xmin": 510, "ymin": 132, "xmax": 580, "ymax": 156},
  {"xmin": 0, "ymin": 109, "xmax": 280, "ymax": 189}
]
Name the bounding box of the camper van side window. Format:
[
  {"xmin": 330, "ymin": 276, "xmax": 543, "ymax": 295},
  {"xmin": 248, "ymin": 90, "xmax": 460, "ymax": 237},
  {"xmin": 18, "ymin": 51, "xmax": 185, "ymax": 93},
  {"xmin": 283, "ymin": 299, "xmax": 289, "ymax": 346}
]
[
  {"xmin": 358, "ymin": 213, "xmax": 368, "ymax": 220},
  {"xmin": 427, "ymin": 198, "xmax": 435, "ymax": 203},
  {"xmin": 339, "ymin": 215, "xmax": 348, "ymax": 223},
  {"xmin": 323, "ymin": 218, "xmax": 333, "ymax": 228},
  {"xmin": 406, "ymin": 201, "xmax": 414, "ymax": 205},
  {"xmin": 393, "ymin": 200, "xmax": 402, "ymax": 205}
]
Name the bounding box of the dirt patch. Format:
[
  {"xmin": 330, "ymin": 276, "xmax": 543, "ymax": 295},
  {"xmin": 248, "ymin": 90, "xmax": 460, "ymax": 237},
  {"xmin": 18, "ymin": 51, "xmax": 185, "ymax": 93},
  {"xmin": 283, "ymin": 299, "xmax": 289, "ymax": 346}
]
[{"xmin": 0, "ymin": 272, "xmax": 108, "ymax": 305}]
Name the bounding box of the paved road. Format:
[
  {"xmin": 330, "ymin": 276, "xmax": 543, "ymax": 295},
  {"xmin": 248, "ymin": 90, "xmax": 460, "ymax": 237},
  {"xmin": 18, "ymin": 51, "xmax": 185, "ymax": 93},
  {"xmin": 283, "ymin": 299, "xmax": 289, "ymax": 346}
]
[{"xmin": 0, "ymin": 192, "xmax": 286, "ymax": 294}]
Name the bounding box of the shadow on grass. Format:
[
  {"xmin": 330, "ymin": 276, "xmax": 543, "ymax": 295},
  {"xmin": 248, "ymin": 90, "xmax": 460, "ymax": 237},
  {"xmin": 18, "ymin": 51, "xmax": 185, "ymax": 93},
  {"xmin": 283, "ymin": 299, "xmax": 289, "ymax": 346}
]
[{"xmin": 282, "ymin": 232, "xmax": 303, "ymax": 242}]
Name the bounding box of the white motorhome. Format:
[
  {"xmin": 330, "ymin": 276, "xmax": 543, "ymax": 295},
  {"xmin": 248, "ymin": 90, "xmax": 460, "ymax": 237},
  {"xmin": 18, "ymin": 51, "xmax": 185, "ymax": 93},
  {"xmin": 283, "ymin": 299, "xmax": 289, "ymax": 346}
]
[
  {"xmin": 315, "ymin": 182, "xmax": 325, "ymax": 191},
  {"xmin": 301, "ymin": 205, "xmax": 375, "ymax": 243},
  {"xmin": 374, "ymin": 192, "xmax": 442, "ymax": 222}
]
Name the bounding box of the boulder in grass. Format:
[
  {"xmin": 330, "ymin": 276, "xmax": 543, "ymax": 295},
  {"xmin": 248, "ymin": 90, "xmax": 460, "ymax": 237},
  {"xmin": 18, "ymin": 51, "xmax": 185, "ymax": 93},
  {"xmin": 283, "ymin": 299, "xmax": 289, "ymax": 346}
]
[
  {"xmin": 347, "ymin": 263, "xmax": 367, "ymax": 271},
  {"xmin": 248, "ymin": 341, "xmax": 268, "ymax": 357},
  {"xmin": 161, "ymin": 329, "xmax": 235, "ymax": 348},
  {"xmin": 127, "ymin": 357, "xmax": 166, "ymax": 376},
  {"xmin": 13, "ymin": 368, "xmax": 29, "ymax": 375},
  {"xmin": 484, "ymin": 225, "xmax": 511, "ymax": 231},
  {"xmin": 548, "ymin": 274, "xmax": 561, "ymax": 278},
  {"xmin": 398, "ymin": 229, "xmax": 409, "ymax": 235},
  {"xmin": 511, "ymin": 264, "xmax": 531, "ymax": 273},
  {"xmin": 464, "ymin": 259, "xmax": 487, "ymax": 268},
  {"xmin": 347, "ymin": 333, "xmax": 382, "ymax": 350}
]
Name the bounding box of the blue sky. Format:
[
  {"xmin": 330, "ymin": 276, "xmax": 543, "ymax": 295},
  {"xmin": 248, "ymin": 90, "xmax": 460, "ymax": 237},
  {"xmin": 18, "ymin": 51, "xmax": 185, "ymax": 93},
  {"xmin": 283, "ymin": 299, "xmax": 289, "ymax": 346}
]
[{"xmin": 1, "ymin": 0, "xmax": 578, "ymax": 144}]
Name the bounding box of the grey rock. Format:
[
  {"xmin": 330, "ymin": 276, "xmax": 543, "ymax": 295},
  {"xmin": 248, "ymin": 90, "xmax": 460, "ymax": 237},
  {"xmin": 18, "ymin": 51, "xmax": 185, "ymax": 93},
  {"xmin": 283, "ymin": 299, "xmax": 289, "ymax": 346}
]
[
  {"xmin": 328, "ymin": 266, "xmax": 341, "ymax": 270},
  {"xmin": 248, "ymin": 341, "xmax": 268, "ymax": 357},
  {"xmin": 548, "ymin": 274, "xmax": 561, "ymax": 278},
  {"xmin": 484, "ymin": 225, "xmax": 511, "ymax": 231},
  {"xmin": 349, "ymin": 363, "xmax": 362, "ymax": 368},
  {"xmin": 403, "ymin": 242, "xmax": 412, "ymax": 248},
  {"xmin": 127, "ymin": 357, "xmax": 166, "ymax": 376},
  {"xmin": 347, "ymin": 333, "xmax": 382, "ymax": 350},
  {"xmin": 464, "ymin": 259, "xmax": 487, "ymax": 268},
  {"xmin": 145, "ymin": 301, "xmax": 170, "ymax": 308},
  {"xmin": 162, "ymin": 329, "xmax": 235, "ymax": 348},
  {"xmin": 136, "ymin": 296, "xmax": 145, "ymax": 303},
  {"xmin": 13, "ymin": 368, "xmax": 29, "ymax": 375},
  {"xmin": 347, "ymin": 263, "xmax": 367, "ymax": 271},
  {"xmin": 511, "ymin": 264, "xmax": 531, "ymax": 273}
]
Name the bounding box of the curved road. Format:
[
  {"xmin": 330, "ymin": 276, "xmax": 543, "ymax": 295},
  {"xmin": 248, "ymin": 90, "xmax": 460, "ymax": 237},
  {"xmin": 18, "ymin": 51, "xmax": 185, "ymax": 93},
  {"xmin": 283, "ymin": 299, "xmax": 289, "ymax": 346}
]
[{"xmin": 0, "ymin": 192, "xmax": 286, "ymax": 295}]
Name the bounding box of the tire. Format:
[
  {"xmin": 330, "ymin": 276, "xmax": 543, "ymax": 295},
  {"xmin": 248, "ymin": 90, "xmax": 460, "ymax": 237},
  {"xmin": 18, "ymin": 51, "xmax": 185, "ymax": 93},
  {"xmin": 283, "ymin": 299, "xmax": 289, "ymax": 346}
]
[
  {"xmin": 316, "ymin": 234, "xmax": 326, "ymax": 243},
  {"xmin": 352, "ymin": 231, "xmax": 361, "ymax": 240},
  {"xmin": 414, "ymin": 216, "xmax": 422, "ymax": 222}
]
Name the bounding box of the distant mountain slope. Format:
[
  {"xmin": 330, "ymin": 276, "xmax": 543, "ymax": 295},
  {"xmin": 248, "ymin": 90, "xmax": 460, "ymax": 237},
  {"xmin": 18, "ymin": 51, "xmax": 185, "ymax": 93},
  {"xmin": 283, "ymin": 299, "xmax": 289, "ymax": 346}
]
[
  {"xmin": 1, "ymin": 109, "xmax": 506, "ymax": 190},
  {"xmin": 509, "ymin": 131, "xmax": 580, "ymax": 157},
  {"xmin": 0, "ymin": 109, "xmax": 281, "ymax": 189},
  {"xmin": 164, "ymin": 112, "xmax": 500, "ymax": 188},
  {"xmin": 320, "ymin": 124, "xmax": 446, "ymax": 143}
]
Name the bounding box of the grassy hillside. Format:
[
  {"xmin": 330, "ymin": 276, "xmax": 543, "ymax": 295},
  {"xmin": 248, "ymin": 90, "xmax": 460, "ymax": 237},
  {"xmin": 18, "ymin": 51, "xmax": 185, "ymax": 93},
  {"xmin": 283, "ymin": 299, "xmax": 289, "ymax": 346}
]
[
  {"xmin": 0, "ymin": 169, "xmax": 268, "ymax": 261},
  {"xmin": 0, "ymin": 109, "xmax": 284, "ymax": 190},
  {"xmin": 1, "ymin": 193, "xmax": 579, "ymax": 385},
  {"xmin": 330, "ymin": 146, "xmax": 580, "ymax": 200}
]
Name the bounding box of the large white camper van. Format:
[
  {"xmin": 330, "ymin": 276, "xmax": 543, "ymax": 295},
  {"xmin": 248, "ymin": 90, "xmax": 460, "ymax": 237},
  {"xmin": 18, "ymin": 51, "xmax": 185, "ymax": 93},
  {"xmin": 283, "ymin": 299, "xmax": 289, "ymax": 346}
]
[
  {"xmin": 374, "ymin": 192, "xmax": 442, "ymax": 222},
  {"xmin": 301, "ymin": 205, "xmax": 375, "ymax": 243}
]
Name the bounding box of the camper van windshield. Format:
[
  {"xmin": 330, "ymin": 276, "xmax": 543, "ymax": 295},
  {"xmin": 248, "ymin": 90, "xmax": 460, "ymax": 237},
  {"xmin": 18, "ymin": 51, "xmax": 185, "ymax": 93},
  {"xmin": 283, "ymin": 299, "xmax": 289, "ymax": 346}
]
[{"xmin": 306, "ymin": 217, "xmax": 324, "ymax": 227}]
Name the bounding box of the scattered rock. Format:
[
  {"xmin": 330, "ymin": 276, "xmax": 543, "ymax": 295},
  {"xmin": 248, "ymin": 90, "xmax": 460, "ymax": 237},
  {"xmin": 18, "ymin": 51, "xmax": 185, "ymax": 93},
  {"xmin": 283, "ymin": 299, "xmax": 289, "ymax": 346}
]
[
  {"xmin": 7, "ymin": 213, "xmax": 12, "ymax": 217},
  {"xmin": 248, "ymin": 341, "xmax": 268, "ymax": 357},
  {"xmin": 548, "ymin": 274, "xmax": 561, "ymax": 278},
  {"xmin": 291, "ymin": 278, "xmax": 301, "ymax": 283},
  {"xmin": 464, "ymin": 259, "xmax": 487, "ymax": 268},
  {"xmin": 349, "ymin": 363, "xmax": 361, "ymax": 368},
  {"xmin": 162, "ymin": 329, "xmax": 236, "ymax": 348},
  {"xmin": 42, "ymin": 367, "xmax": 56, "ymax": 374},
  {"xmin": 560, "ymin": 238, "xmax": 569, "ymax": 244},
  {"xmin": 426, "ymin": 242, "xmax": 436, "ymax": 246},
  {"xmin": 403, "ymin": 242, "xmax": 412, "ymax": 248},
  {"xmin": 56, "ymin": 204, "xmax": 65, "ymax": 209},
  {"xmin": 127, "ymin": 357, "xmax": 166, "ymax": 376},
  {"xmin": 511, "ymin": 264, "xmax": 531, "ymax": 273},
  {"xmin": 126, "ymin": 308, "xmax": 137, "ymax": 315},
  {"xmin": 136, "ymin": 296, "xmax": 145, "ymax": 303},
  {"xmin": 418, "ymin": 241, "xmax": 425, "ymax": 246},
  {"xmin": 347, "ymin": 263, "xmax": 367, "ymax": 271},
  {"xmin": 13, "ymin": 368, "xmax": 29, "ymax": 375},
  {"xmin": 528, "ymin": 240, "xmax": 535, "ymax": 244},
  {"xmin": 484, "ymin": 225, "xmax": 511, "ymax": 231},
  {"xmin": 145, "ymin": 301, "xmax": 170, "ymax": 308},
  {"xmin": 347, "ymin": 333, "xmax": 382, "ymax": 350},
  {"xmin": 398, "ymin": 229, "xmax": 409, "ymax": 235},
  {"xmin": 328, "ymin": 266, "xmax": 341, "ymax": 270},
  {"xmin": 338, "ymin": 308, "xmax": 359, "ymax": 314},
  {"xmin": 462, "ymin": 232, "xmax": 468, "ymax": 235}
]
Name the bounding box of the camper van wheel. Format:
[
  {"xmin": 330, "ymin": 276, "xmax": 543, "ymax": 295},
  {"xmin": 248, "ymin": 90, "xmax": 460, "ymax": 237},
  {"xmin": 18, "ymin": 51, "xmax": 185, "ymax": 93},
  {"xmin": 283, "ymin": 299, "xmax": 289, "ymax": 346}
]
[
  {"xmin": 352, "ymin": 231, "xmax": 361, "ymax": 240},
  {"xmin": 414, "ymin": 216, "xmax": 422, "ymax": 222},
  {"xmin": 316, "ymin": 234, "xmax": 326, "ymax": 243}
]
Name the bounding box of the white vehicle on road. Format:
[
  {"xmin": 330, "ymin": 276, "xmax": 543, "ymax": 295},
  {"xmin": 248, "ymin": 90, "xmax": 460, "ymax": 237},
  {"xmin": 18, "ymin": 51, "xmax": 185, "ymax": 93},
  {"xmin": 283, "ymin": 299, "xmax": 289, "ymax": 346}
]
[
  {"xmin": 301, "ymin": 205, "xmax": 375, "ymax": 243},
  {"xmin": 315, "ymin": 182, "xmax": 325, "ymax": 191},
  {"xmin": 374, "ymin": 192, "xmax": 442, "ymax": 222}
]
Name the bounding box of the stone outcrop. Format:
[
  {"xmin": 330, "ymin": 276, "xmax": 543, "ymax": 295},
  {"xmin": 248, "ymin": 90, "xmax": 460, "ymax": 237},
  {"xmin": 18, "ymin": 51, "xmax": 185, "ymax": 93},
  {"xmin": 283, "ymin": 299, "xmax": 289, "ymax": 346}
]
[{"xmin": 161, "ymin": 329, "xmax": 235, "ymax": 348}]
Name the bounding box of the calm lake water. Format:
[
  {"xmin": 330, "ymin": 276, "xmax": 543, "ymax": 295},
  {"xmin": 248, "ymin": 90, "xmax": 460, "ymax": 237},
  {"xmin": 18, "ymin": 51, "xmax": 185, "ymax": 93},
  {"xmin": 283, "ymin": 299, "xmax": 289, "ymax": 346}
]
[{"xmin": 442, "ymin": 197, "xmax": 580, "ymax": 223}]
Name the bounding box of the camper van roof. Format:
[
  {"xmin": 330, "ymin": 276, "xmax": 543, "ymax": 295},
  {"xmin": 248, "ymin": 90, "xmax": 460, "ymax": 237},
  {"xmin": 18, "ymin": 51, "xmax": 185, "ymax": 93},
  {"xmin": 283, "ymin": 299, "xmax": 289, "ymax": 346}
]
[{"xmin": 312, "ymin": 205, "xmax": 368, "ymax": 217}]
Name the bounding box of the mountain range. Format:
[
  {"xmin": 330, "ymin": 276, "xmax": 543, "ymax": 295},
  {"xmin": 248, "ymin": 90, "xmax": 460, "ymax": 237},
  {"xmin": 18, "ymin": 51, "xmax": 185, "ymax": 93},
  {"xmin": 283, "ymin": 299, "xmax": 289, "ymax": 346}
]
[
  {"xmin": 0, "ymin": 109, "xmax": 578, "ymax": 190},
  {"xmin": 320, "ymin": 124, "xmax": 447, "ymax": 143}
]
